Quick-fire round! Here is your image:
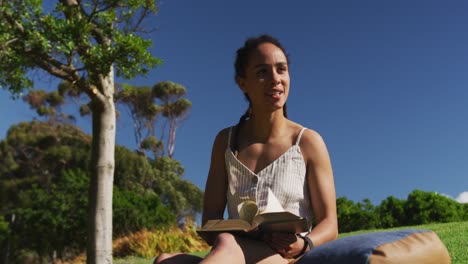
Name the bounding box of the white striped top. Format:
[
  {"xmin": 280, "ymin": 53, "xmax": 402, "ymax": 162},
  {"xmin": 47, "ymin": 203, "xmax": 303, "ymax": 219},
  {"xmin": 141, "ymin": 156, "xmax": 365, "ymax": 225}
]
[{"xmin": 225, "ymin": 126, "xmax": 313, "ymax": 226}]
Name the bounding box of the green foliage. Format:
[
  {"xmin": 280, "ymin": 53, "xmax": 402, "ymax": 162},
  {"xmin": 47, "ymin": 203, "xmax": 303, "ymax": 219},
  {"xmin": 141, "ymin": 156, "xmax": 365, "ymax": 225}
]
[
  {"xmin": 0, "ymin": 1, "xmax": 37, "ymax": 93},
  {"xmin": 163, "ymin": 98, "xmax": 192, "ymax": 117},
  {"xmin": 11, "ymin": 169, "xmax": 89, "ymax": 260},
  {"xmin": 152, "ymin": 157, "xmax": 203, "ymax": 222},
  {"xmin": 152, "ymin": 81, "xmax": 187, "ymax": 100},
  {"xmin": 0, "ymin": 215, "xmax": 10, "ymax": 250},
  {"xmin": 141, "ymin": 136, "xmax": 164, "ymax": 155},
  {"xmin": 404, "ymin": 189, "xmax": 464, "ymax": 225},
  {"xmin": 464, "ymin": 203, "xmax": 468, "ymax": 220},
  {"xmin": 1, "ymin": 1, "xmax": 164, "ymax": 263},
  {"xmin": 336, "ymin": 197, "xmax": 379, "ymax": 232},
  {"xmin": 377, "ymin": 196, "xmax": 405, "ymax": 228},
  {"xmin": 0, "ymin": 121, "xmax": 203, "ymax": 262},
  {"xmin": 116, "ymin": 81, "xmax": 191, "ymax": 158},
  {"xmin": 24, "ymin": 87, "xmax": 78, "ymax": 124},
  {"xmin": 0, "ymin": 0, "xmax": 161, "ymax": 95},
  {"xmin": 337, "ymin": 190, "xmax": 466, "ymax": 233},
  {"xmin": 117, "ymin": 84, "xmax": 161, "ymax": 119},
  {"xmin": 113, "ymin": 188, "xmax": 175, "ymax": 236},
  {"xmin": 152, "ymin": 81, "xmax": 191, "ymax": 118},
  {"xmin": 115, "ymin": 84, "xmax": 163, "ymax": 155},
  {"xmin": 114, "ymin": 149, "xmax": 203, "ymax": 222}
]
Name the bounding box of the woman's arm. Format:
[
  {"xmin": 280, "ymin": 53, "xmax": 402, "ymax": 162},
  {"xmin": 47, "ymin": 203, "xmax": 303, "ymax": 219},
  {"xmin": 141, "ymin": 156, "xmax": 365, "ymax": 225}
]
[
  {"xmin": 301, "ymin": 129, "xmax": 338, "ymax": 247},
  {"xmin": 202, "ymin": 129, "xmax": 229, "ymax": 226}
]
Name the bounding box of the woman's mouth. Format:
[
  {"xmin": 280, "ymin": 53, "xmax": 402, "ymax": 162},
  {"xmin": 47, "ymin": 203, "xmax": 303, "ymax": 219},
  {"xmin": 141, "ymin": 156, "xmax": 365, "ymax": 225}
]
[{"xmin": 266, "ymin": 90, "xmax": 284, "ymax": 99}]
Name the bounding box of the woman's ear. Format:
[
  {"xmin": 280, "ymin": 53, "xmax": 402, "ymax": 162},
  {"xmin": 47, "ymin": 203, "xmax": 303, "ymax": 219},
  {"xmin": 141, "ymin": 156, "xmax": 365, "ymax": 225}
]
[{"xmin": 236, "ymin": 76, "xmax": 247, "ymax": 92}]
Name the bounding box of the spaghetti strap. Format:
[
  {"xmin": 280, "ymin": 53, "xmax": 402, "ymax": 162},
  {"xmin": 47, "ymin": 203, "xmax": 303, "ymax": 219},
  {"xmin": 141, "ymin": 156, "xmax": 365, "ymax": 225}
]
[
  {"xmin": 228, "ymin": 126, "xmax": 233, "ymax": 148},
  {"xmin": 295, "ymin": 127, "xmax": 307, "ymax": 145}
]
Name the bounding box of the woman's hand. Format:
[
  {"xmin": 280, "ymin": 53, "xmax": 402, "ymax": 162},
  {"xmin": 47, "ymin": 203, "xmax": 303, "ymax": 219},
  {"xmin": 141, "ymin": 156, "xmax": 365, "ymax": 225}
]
[{"xmin": 262, "ymin": 232, "xmax": 305, "ymax": 258}]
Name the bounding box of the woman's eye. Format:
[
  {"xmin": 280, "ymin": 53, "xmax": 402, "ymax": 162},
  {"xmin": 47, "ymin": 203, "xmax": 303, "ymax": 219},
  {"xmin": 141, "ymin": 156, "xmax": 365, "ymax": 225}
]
[
  {"xmin": 256, "ymin": 69, "xmax": 267, "ymax": 76},
  {"xmin": 278, "ymin": 67, "xmax": 287, "ymax": 73}
]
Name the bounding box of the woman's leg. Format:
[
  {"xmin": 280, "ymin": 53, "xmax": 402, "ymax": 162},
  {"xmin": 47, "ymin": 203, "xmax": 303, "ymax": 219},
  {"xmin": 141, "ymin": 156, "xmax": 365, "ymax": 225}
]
[
  {"xmin": 154, "ymin": 233, "xmax": 289, "ymax": 264},
  {"xmin": 201, "ymin": 233, "xmax": 289, "ymax": 264},
  {"xmin": 153, "ymin": 253, "xmax": 202, "ymax": 264}
]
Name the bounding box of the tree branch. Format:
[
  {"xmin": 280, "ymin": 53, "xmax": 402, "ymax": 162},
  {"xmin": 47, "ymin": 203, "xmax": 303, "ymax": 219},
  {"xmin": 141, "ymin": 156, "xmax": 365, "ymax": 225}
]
[
  {"xmin": 28, "ymin": 52, "xmax": 75, "ymax": 81},
  {"xmin": 0, "ymin": 38, "xmax": 19, "ymax": 53},
  {"xmin": 2, "ymin": 9, "xmax": 79, "ymax": 82}
]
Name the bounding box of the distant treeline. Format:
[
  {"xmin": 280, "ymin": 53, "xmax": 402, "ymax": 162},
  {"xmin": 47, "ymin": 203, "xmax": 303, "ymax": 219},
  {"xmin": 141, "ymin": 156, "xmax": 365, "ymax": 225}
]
[
  {"xmin": 0, "ymin": 121, "xmax": 466, "ymax": 263},
  {"xmin": 335, "ymin": 191, "xmax": 468, "ymax": 233}
]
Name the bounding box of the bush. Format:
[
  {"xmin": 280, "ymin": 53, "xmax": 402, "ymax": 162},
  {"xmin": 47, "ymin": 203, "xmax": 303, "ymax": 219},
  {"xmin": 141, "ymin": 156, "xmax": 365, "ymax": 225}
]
[
  {"xmin": 113, "ymin": 221, "xmax": 209, "ymax": 258},
  {"xmin": 113, "ymin": 188, "xmax": 175, "ymax": 237},
  {"xmin": 0, "ymin": 215, "xmax": 10, "ymax": 255},
  {"xmin": 404, "ymin": 190, "xmax": 464, "ymax": 225}
]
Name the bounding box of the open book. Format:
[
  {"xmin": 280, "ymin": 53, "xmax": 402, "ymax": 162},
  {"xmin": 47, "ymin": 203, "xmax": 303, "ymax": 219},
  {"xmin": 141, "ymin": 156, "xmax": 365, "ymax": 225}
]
[{"xmin": 197, "ymin": 189, "xmax": 309, "ymax": 243}]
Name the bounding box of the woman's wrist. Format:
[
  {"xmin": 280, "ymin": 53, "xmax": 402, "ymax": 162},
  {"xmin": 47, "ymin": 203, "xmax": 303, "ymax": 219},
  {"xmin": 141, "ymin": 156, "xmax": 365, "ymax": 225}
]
[
  {"xmin": 301, "ymin": 234, "xmax": 314, "ymax": 251},
  {"xmin": 293, "ymin": 234, "xmax": 313, "ymax": 258},
  {"xmin": 292, "ymin": 237, "xmax": 307, "ymax": 258}
]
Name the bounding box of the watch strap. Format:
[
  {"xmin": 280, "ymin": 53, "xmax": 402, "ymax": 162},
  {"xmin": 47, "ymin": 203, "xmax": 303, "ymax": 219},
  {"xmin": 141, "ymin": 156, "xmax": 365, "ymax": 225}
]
[
  {"xmin": 302, "ymin": 234, "xmax": 314, "ymax": 251},
  {"xmin": 293, "ymin": 234, "xmax": 314, "ymax": 258}
]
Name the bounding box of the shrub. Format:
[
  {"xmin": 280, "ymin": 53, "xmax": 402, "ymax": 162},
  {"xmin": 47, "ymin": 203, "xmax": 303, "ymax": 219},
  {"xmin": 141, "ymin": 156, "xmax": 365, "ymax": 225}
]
[
  {"xmin": 113, "ymin": 188, "xmax": 175, "ymax": 237},
  {"xmin": 113, "ymin": 221, "xmax": 209, "ymax": 258}
]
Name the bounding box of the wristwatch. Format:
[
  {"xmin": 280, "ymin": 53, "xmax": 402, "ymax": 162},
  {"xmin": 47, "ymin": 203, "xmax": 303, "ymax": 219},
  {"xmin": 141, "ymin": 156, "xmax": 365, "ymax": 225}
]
[{"xmin": 294, "ymin": 233, "xmax": 314, "ymax": 258}]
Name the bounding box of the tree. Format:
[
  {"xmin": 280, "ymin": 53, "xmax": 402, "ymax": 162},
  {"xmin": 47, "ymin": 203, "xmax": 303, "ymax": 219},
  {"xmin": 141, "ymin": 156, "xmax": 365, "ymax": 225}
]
[
  {"xmin": 23, "ymin": 89, "xmax": 74, "ymax": 124},
  {"xmin": 336, "ymin": 197, "xmax": 379, "ymax": 232},
  {"xmin": 151, "ymin": 157, "xmax": 203, "ymax": 223},
  {"xmin": 377, "ymin": 196, "xmax": 405, "ymax": 228},
  {"xmin": 0, "ymin": 121, "xmax": 187, "ymax": 262},
  {"xmin": 0, "ymin": 121, "xmax": 91, "ymax": 263},
  {"xmin": 336, "ymin": 197, "xmax": 359, "ymax": 232},
  {"xmin": 12, "ymin": 169, "xmax": 89, "ymax": 262},
  {"xmin": 115, "ymin": 84, "xmax": 163, "ymax": 157},
  {"xmin": 404, "ymin": 190, "xmax": 463, "ymax": 225},
  {"xmin": 0, "ymin": 216, "xmax": 9, "ymax": 263},
  {"xmin": 356, "ymin": 198, "xmax": 379, "ymax": 229},
  {"xmin": 153, "ymin": 81, "xmax": 192, "ymax": 158},
  {"xmin": 113, "ymin": 147, "xmax": 203, "ymax": 223},
  {"xmin": 113, "ymin": 187, "xmax": 175, "ymax": 235},
  {"xmin": 0, "ymin": 1, "xmax": 160, "ymax": 263},
  {"xmin": 116, "ymin": 81, "xmax": 192, "ymax": 158}
]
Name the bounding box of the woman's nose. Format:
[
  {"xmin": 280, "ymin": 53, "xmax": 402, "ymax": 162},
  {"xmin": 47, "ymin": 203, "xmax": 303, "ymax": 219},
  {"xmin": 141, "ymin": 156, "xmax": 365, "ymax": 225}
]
[{"xmin": 271, "ymin": 72, "xmax": 281, "ymax": 85}]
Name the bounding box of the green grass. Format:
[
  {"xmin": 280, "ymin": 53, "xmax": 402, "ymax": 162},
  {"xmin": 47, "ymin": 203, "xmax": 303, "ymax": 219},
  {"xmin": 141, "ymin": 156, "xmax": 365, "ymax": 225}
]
[
  {"xmin": 114, "ymin": 221, "xmax": 468, "ymax": 264},
  {"xmin": 114, "ymin": 256, "xmax": 153, "ymax": 264}
]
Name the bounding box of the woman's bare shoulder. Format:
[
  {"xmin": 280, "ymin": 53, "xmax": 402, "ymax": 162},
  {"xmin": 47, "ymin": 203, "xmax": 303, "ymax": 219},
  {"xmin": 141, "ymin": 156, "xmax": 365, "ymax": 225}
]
[
  {"xmin": 287, "ymin": 120, "xmax": 323, "ymax": 143},
  {"xmin": 298, "ymin": 127, "xmax": 329, "ymax": 159},
  {"xmin": 211, "ymin": 126, "xmax": 234, "ymax": 150},
  {"xmin": 301, "ymin": 128, "xmax": 323, "ymax": 142}
]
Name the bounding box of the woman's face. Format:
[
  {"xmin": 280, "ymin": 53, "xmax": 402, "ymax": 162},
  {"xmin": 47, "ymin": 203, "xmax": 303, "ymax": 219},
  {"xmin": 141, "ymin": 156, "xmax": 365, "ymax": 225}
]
[{"xmin": 238, "ymin": 42, "xmax": 290, "ymax": 113}]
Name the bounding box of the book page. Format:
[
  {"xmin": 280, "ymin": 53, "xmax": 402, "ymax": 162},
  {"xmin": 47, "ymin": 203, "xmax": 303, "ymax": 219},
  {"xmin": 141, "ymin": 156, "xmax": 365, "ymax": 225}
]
[
  {"xmin": 200, "ymin": 219, "xmax": 252, "ymax": 231},
  {"xmin": 259, "ymin": 188, "xmax": 285, "ymax": 214},
  {"xmin": 237, "ymin": 200, "xmax": 258, "ymax": 223}
]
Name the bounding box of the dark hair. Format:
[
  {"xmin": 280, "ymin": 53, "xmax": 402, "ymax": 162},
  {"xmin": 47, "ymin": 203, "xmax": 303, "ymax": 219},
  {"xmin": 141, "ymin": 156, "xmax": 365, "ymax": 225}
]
[{"xmin": 232, "ymin": 34, "xmax": 289, "ymax": 151}]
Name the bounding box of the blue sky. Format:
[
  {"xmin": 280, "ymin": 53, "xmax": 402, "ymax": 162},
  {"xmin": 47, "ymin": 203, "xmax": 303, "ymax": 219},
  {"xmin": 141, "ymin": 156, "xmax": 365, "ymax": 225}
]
[{"xmin": 1, "ymin": 0, "xmax": 467, "ymax": 205}]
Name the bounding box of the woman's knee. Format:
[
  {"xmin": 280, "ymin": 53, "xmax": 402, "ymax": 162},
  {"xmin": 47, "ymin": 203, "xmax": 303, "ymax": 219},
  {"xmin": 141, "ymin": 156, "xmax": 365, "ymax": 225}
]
[
  {"xmin": 154, "ymin": 253, "xmax": 202, "ymax": 264},
  {"xmin": 213, "ymin": 232, "xmax": 238, "ymax": 248},
  {"xmin": 153, "ymin": 253, "xmax": 175, "ymax": 264}
]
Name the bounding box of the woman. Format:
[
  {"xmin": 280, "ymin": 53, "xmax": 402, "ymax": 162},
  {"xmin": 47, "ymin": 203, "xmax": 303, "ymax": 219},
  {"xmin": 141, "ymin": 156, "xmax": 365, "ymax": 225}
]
[{"xmin": 155, "ymin": 34, "xmax": 338, "ymax": 264}]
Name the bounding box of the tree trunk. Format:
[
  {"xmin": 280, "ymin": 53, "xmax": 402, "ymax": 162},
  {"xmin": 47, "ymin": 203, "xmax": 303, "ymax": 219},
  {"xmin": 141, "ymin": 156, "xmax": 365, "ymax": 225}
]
[{"xmin": 87, "ymin": 69, "xmax": 116, "ymax": 264}]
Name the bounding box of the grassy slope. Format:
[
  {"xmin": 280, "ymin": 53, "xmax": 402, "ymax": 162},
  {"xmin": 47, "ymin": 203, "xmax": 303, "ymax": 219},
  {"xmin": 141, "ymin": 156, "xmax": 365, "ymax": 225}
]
[{"xmin": 115, "ymin": 221, "xmax": 468, "ymax": 264}]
